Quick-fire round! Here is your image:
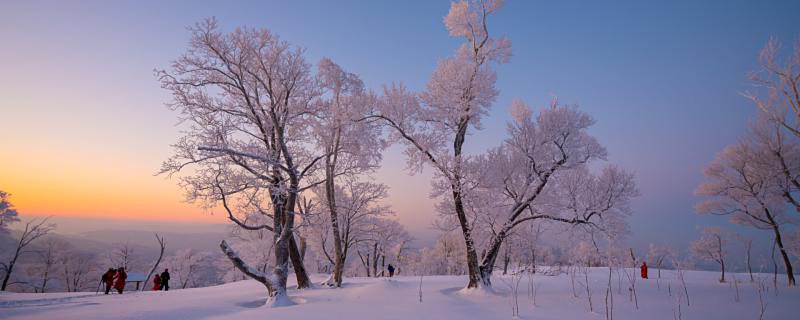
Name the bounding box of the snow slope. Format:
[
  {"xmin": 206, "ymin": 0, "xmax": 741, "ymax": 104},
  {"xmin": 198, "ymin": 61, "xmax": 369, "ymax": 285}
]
[{"xmin": 1, "ymin": 269, "xmax": 796, "ymax": 320}]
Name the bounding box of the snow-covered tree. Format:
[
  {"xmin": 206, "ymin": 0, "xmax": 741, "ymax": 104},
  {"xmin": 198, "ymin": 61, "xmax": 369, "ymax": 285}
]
[
  {"xmin": 569, "ymin": 241, "xmax": 602, "ymax": 267},
  {"xmin": 747, "ymin": 117, "xmax": 800, "ymax": 215},
  {"xmin": 1, "ymin": 217, "xmax": 53, "ymax": 291},
  {"xmin": 459, "ymin": 101, "xmax": 637, "ymax": 287},
  {"xmin": 689, "ymin": 227, "xmax": 729, "ymax": 283},
  {"xmin": 306, "ymin": 180, "xmax": 391, "ymax": 282},
  {"xmin": 171, "ymin": 249, "xmax": 202, "ymax": 289},
  {"xmin": 368, "ymin": 0, "xmax": 510, "ymax": 289},
  {"xmin": 646, "ymin": 244, "xmax": 677, "ymax": 281},
  {"xmin": 734, "ymin": 235, "xmax": 755, "ymax": 282},
  {"xmin": 353, "ymin": 217, "xmax": 410, "ymax": 278},
  {"xmin": 313, "ymin": 58, "xmax": 385, "ymax": 287},
  {"xmin": 696, "ymin": 119, "xmax": 797, "ymax": 286},
  {"xmin": 105, "ymin": 243, "xmax": 139, "ymax": 271},
  {"xmin": 60, "ymin": 250, "xmax": 97, "ymax": 292},
  {"xmin": 744, "ymin": 38, "xmax": 800, "ymax": 139},
  {"xmin": 25, "ymin": 238, "xmax": 67, "ymax": 293},
  {"xmin": 0, "ymin": 191, "xmax": 20, "ymax": 233},
  {"xmin": 164, "ymin": 249, "xmax": 220, "ymax": 289},
  {"xmin": 369, "ymin": 219, "xmax": 412, "ymax": 277},
  {"xmin": 392, "ymin": 230, "xmax": 414, "ymax": 276},
  {"xmin": 158, "ymin": 18, "xmax": 326, "ymax": 305},
  {"xmin": 421, "ymin": 228, "xmax": 468, "ymax": 276},
  {"xmin": 372, "ymin": 1, "xmax": 636, "ymax": 289}
]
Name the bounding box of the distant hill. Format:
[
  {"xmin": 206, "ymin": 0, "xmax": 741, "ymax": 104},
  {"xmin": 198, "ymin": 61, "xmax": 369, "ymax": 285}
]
[
  {"xmin": 78, "ymin": 229, "xmax": 228, "ymax": 254},
  {"xmin": 8, "ymin": 216, "xmax": 231, "ymax": 255}
]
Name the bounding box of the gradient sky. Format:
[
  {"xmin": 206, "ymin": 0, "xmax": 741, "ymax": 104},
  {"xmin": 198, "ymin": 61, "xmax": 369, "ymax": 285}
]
[{"xmin": 1, "ymin": 0, "xmax": 799, "ymax": 249}]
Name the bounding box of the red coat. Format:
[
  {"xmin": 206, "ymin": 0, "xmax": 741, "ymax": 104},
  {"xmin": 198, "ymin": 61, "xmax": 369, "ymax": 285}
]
[
  {"xmin": 153, "ymin": 275, "xmax": 162, "ymax": 291},
  {"xmin": 103, "ymin": 271, "xmax": 116, "ymax": 286},
  {"xmin": 640, "ymin": 262, "xmax": 648, "ymax": 279},
  {"xmin": 114, "ymin": 271, "xmax": 127, "ymax": 289}
]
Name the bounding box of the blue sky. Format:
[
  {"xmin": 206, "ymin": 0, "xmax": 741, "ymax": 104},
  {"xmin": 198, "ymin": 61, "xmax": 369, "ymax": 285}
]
[{"xmin": 1, "ymin": 0, "xmax": 799, "ymax": 256}]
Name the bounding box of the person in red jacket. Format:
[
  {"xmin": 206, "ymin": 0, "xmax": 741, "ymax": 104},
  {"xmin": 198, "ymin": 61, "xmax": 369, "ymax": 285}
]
[
  {"xmin": 640, "ymin": 262, "xmax": 648, "ymax": 279},
  {"xmin": 114, "ymin": 267, "xmax": 128, "ymax": 294},
  {"xmin": 101, "ymin": 268, "xmax": 116, "ymax": 295},
  {"xmin": 153, "ymin": 274, "xmax": 162, "ymax": 291}
]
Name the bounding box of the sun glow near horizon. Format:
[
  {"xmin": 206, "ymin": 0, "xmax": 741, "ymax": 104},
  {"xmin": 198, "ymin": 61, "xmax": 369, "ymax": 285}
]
[{"xmin": 0, "ymin": 146, "xmax": 221, "ymax": 223}]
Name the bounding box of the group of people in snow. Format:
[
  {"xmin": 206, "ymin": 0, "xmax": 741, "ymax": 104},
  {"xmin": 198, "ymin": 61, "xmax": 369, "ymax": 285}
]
[
  {"xmin": 152, "ymin": 269, "xmax": 171, "ymax": 291},
  {"xmin": 101, "ymin": 268, "xmax": 128, "ymax": 294},
  {"xmin": 101, "ymin": 268, "xmax": 170, "ymax": 294}
]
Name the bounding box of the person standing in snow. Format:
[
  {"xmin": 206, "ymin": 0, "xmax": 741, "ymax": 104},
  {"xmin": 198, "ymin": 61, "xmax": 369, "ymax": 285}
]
[
  {"xmin": 153, "ymin": 274, "xmax": 162, "ymax": 291},
  {"xmin": 640, "ymin": 262, "xmax": 648, "ymax": 279},
  {"xmin": 114, "ymin": 267, "xmax": 127, "ymax": 294},
  {"xmin": 160, "ymin": 269, "xmax": 170, "ymax": 291},
  {"xmin": 387, "ymin": 264, "xmax": 395, "ymax": 277},
  {"xmin": 102, "ymin": 268, "xmax": 117, "ymax": 295}
]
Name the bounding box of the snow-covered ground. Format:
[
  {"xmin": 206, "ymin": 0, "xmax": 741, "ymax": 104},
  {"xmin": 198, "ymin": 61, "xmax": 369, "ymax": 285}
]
[{"xmin": 1, "ymin": 269, "xmax": 796, "ymax": 320}]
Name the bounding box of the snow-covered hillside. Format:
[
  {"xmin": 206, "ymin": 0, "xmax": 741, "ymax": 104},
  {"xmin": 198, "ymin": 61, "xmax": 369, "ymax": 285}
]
[{"xmin": 1, "ymin": 269, "xmax": 796, "ymax": 320}]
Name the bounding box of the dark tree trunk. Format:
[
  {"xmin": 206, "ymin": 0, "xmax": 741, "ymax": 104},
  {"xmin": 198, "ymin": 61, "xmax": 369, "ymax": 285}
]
[
  {"xmin": 452, "ymin": 121, "xmax": 483, "ymax": 288},
  {"xmin": 502, "ymin": 243, "xmax": 510, "ymax": 275},
  {"xmin": 40, "ymin": 268, "xmax": 49, "ymax": 293},
  {"xmin": 381, "ymin": 254, "xmax": 386, "ymax": 277},
  {"xmin": 1, "ymin": 243, "xmax": 23, "ymax": 291},
  {"xmin": 372, "ymin": 243, "xmax": 379, "ymax": 277},
  {"xmin": 289, "ymin": 235, "xmax": 311, "ymax": 289},
  {"xmin": 0, "ymin": 260, "xmax": 14, "ymax": 291},
  {"xmin": 475, "ymin": 171, "xmax": 556, "ymax": 288},
  {"xmin": 453, "ymin": 185, "xmax": 481, "ymax": 288},
  {"xmin": 478, "ymin": 223, "xmax": 513, "ymax": 288},
  {"xmin": 357, "ymin": 251, "xmax": 371, "ymax": 277},
  {"xmin": 299, "ymin": 235, "xmax": 307, "ymax": 260},
  {"xmin": 771, "ymin": 226, "xmax": 796, "ymax": 286},
  {"xmin": 764, "ymin": 209, "xmax": 796, "ymax": 287},
  {"xmin": 323, "ymin": 130, "xmax": 347, "ymax": 287}
]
